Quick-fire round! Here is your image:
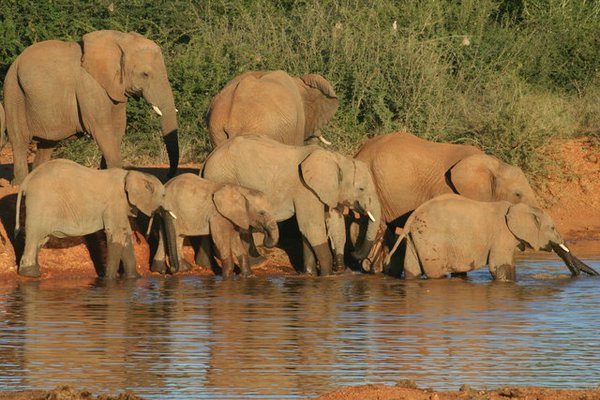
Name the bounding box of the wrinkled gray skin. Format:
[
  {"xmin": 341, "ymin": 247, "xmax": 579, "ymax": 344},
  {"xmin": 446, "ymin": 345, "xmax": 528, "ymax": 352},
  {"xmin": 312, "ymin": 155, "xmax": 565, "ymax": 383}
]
[
  {"xmin": 15, "ymin": 159, "xmax": 166, "ymax": 279},
  {"xmin": 386, "ymin": 194, "xmax": 575, "ymax": 281},
  {"xmin": 355, "ymin": 132, "xmax": 539, "ymax": 273},
  {"xmin": 151, "ymin": 174, "xmax": 279, "ymax": 279},
  {"xmin": 207, "ymin": 70, "xmax": 338, "ymax": 147},
  {"xmin": 3, "ymin": 30, "xmax": 179, "ymax": 185},
  {"xmin": 202, "ymin": 135, "xmax": 381, "ymax": 276}
]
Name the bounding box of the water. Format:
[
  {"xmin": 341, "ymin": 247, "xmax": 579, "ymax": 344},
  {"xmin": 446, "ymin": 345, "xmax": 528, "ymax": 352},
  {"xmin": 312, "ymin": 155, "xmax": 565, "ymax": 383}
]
[{"xmin": 1, "ymin": 250, "xmax": 600, "ymax": 399}]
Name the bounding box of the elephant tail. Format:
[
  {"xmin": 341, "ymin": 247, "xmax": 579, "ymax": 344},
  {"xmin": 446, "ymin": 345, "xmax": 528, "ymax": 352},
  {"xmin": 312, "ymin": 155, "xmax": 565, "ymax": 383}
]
[
  {"xmin": 383, "ymin": 228, "xmax": 407, "ymax": 267},
  {"xmin": 14, "ymin": 185, "xmax": 25, "ymax": 237}
]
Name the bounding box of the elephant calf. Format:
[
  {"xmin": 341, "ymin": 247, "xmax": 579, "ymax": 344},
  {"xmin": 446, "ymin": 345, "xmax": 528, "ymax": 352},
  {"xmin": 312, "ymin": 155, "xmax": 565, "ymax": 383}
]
[
  {"xmin": 151, "ymin": 174, "xmax": 279, "ymax": 278},
  {"xmin": 15, "ymin": 159, "xmax": 167, "ymax": 278},
  {"xmin": 385, "ymin": 194, "xmax": 598, "ymax": 281}
]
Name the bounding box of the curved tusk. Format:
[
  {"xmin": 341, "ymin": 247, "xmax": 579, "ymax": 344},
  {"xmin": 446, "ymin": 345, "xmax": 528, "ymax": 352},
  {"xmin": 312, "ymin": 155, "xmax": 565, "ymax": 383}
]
[
  {"xmin": 167, "ymin": 209, "xmax": 177, "ymax": 219},
  {"xmin": 367, "ymin": 211, "xmax": 376, "ymax": 223},
  {"xmin": 318, "ymin": 135, "xmax": 332, "ymax": 145},
  {"xmin": 559, "ymin": 243, "xmax": 570, "ymax": 253},
  {"xmin": 145, "ymin": 215, "xmax": 155, "ymax": 237},
  {"xmin": 152, "ymin": 105, "xmax": 163, "ymax": 116},
  {"xmin": 175, "ymin": 108, "xmax": 179, "ymax": 113}
]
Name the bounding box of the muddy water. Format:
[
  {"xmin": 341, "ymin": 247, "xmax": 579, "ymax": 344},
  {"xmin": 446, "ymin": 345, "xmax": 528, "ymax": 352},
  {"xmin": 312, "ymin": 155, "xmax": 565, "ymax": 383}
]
[{"xmin": 1, "ymin": 250, "xmax": 600, "ymax": 399}]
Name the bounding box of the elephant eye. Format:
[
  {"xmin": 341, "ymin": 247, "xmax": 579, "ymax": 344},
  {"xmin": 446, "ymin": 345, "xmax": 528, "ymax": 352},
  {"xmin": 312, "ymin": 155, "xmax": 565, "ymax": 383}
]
[
  {"xmin": 359, "ymin": 187, "xmax": 365, "ymax": 192},
  {"xmin": 515, "ymin": 191, "xmax": 523, "ymax": 199},
  {"xmin": 258, "ymin": 211, "xmax": 267, "ymax": 216}
]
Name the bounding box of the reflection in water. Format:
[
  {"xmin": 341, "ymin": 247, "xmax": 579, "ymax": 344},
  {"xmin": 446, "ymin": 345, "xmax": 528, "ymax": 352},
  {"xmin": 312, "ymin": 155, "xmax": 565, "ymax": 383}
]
[{"xmin": 0, "ymin": 255, "xmax": 599, "ymax": 399}]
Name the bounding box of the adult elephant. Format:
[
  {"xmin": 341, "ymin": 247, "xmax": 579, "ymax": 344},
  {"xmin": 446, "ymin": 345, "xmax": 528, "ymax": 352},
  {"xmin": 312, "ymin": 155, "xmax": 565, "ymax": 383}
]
[
  {"xmin": 202, "ymin": 135, "xmax": 380, "ymax": 276},
  {"xmin": 354, "ymin": 132, "xmax": 539, "ymax": 272},
  {"xmin": 3, "ymin": 30, "xmax": 179, "ymax": 185},
  {"xmin": 206, "ymin": 70, "xmax": 338, "ymax": 147}
]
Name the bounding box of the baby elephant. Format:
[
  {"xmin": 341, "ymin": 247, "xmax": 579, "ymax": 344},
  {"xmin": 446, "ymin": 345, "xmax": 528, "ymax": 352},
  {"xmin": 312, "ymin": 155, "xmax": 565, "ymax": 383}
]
[
  {"xmin": 151, "ymin": 174, "xmax": 279, "ymax": 278},
  {"xmin": 16, "ymin": 159, "xmax": 167, "ymax": 279},
  {"xmin": 386, "ymin": 194, "xmax": 598, "ymax": 281}
]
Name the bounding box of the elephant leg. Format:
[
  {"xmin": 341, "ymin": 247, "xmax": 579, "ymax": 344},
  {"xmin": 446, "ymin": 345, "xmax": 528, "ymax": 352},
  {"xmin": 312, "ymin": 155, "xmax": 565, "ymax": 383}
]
[
  {"xmin": 120, "ymin": 234, "xmax": 140, "ymax": 279},
  {"xmin": 326, "ymin": 208, "xmax": 346, "ymax": 273},
  {"xmin": 296, "ymin": 202, "xmax": 333, "ymax": 276},
  {"xmin": 32, "ymin": 143, "xmax": 54, "ymax": 170},
  {"xmin": 302, "ymin": 237, "xmax": 317, "ymax": 275},
  {"xmin": 18, "ymin": 234, "xmax": 48, "ymax": 278},
  {"xmin": 232, "ymin": 235, "xmax": 252, "ymax": 278},
  {"xmin": 403, "ymin": 240, "xmax": 422, "ymax": 279},
  {"xmin": 490, "ymin": 264, "xmax": 516, "ymax": 282},
  {"xmin": 212, "ymin": 236, "xmax": 234, "ymax": 279},
  {"xmin": 176, "ymin": 235, "xmax": 192, "ymax": 272},
  {"xmin": 195, "ymin": 236, "xmax": 214, "ymax": 267},
  {"xmin": 11, "ymin": 139, "xmax": 30, "ymax": 186},
  {"xmin": 104, "ymin": 240, "xmax": 124, "ymax": 279},
  {"xmin": 242, "ymin": 229, "xmax": 266, "ymax": 265}
]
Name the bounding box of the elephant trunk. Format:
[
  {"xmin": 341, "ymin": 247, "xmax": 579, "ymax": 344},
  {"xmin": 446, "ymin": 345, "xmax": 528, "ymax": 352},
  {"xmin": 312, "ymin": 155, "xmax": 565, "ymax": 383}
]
[
  {"xmin": 145, "ymin": 81, "xmax": 179, "ymax": 179},
  {"xmin": 550, "ymin": 242, "xmax": 599, "ymax": 276},
  {"xmin": 262, "ymin": 220, "xmax": 279, "ymax": 248},
  {"xmin": 160, "ymin": 207, "xmax": 180, "ymax": 273},
  {"xmin": 351, "ymin": 200, "xmax": 382, "ymax": 260}
]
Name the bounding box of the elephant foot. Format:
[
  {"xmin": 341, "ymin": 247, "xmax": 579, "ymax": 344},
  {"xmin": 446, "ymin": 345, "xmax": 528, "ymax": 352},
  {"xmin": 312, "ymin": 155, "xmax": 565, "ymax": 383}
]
[
  {"xmin": 123, "ymin": 269, "xmax": 141, "ymax": 279},
  {"xmin": 18, "ymin": 264, "xmax": 41, "ymax": 278},
  {"xmin": 333, "ymin": 254, "xmax": 345, "ymax": 273},
  {"xmin": 151, "ymin": 259, "xmax": 168, "ymax": 274},
  {"xmin": 179, "ymin": 259, "xmax": 192, "ymax": 273}
]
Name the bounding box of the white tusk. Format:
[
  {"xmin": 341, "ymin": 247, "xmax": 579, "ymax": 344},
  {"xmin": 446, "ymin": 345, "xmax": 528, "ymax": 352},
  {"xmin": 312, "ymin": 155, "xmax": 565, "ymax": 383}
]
[
  {"xmin": 167, "ymin": 210, "xmax": 177, "ymax": 219},
  {"xmin": 152, "ymin": 105, "xmax": 163, "ymax": 116},
  {"xmin": 318, "ymin": 136, "xmax": 332, "ymax": 145},
  {"xmin": 175, "ymin": 108, "xmax": 179, "ymax": 113},
  {"xmin": 367, "ymin": 211, "xmax": 376, "ymax": 222},
  {"xmin": 559, "ymin": 243, "xmax": 570, "ymax": 253}
]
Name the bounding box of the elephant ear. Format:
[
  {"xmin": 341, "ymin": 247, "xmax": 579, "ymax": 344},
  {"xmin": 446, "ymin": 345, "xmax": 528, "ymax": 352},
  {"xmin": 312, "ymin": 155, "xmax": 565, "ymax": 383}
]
[
  {"xmin": 300, "ymin": 149, "xmax": 340, "ymax": 208},
  {"xmin": 125, "ymin": 172, "xmax": 162, "ymax": 217},
  {"xmin": 213, "ymin": 185, "xmax": 250, "ymax": 230},
  {"xmin": 447, "ymin": 154, "xmax": 497, "ymax": 202},
  {"xmin": 81, "ymin": 30, "xmax": 127, "ymax": 103},
  {"xmin": 297, "ymin": 74, "xmax": 339, "ymax": 137},
  {"xmin": 506, "ymin": 203, "xmax": 546, "ymax": 251}
]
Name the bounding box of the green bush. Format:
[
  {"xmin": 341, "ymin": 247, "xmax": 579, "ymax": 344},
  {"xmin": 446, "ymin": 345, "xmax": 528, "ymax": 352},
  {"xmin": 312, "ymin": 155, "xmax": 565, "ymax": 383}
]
[{"xmin": 1, "ymin": 0, "xmax": 599, "ymax": 176}]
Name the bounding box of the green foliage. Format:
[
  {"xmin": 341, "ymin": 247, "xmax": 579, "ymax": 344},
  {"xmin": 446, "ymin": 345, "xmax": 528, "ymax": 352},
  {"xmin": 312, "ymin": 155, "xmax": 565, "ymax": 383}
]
[{"xmin": 1, "ymin": 0, "xmax": 599, "ymax": 176}]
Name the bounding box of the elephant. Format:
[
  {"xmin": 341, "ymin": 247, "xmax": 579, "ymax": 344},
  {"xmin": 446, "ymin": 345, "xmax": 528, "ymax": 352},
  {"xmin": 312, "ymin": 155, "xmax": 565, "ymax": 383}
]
[
  {"xmin": 206, "ymin": 70, "xmax": 338, "ymax": 147},
  {"xmin": 151, "ymin": 174, "xmax": 280, "ymax": 278},
  {"xmin": 385, "ymin": 194, "xmax": 599, "ymax": 280},
  {"xmin": 3, "ymin": 30, "xmax": 179, "ymax": 185},
  {"xmin": 354, "ymin": 132, "xmax": 539, "ymax": 273},
  {"xmin": 15, "ymin": 159, "xmax": 169, "ymax": 279},
  {"xmin": 0, "ymin": 103, "xmax": 5, "ymax": 148},
  {"xmin": 202, "ymin": 135, "xmax": 381, "ymax": 276}
]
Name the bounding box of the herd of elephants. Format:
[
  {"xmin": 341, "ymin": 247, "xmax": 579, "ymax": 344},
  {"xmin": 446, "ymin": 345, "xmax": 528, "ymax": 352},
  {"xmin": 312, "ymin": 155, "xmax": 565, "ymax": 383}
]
[{"xmin": 0, "ymin": 30, "xmax": 598, "ymax": 281}]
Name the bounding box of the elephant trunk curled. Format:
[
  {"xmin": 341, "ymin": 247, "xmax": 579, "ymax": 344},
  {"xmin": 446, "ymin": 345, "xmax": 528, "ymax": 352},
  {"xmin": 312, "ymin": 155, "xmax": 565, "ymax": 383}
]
[
  {"xmin": 262, "ymin": 220, "xmax": 279, "ymax": 248},
  {"xmin": 160, "ymin": 207, "xmax": 180, "ymax": 273},
  {"xmin": 352, "ymin": 199, "xmax": 382, "ymax": 261}
]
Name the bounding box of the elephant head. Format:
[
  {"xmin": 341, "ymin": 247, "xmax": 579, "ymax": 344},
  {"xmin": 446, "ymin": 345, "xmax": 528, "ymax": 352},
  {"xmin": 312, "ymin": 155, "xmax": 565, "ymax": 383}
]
[
  {"xmin": 124, "ymin": 171, "xmax": 166, "ymax": 217},
  {"xmin": 448, "ymin": 154, "xmax": 538, "ymax": 207},
  {"xmin": 81, "ymin": 30, "xmax": 179, "ymax": 177},
  {"xmin": 506, "ymin": 203, "xmax": 599, "ymax": 277},
  {"xmin": 294, "ymin": 74, "xmax": 339, "ymax": 144},
  {"xmin": 300, "ymin": 149, "xmax": 381, "ymax": 260},
  {"xmin": 213, "ymin": 185, "xmax": 280, "ymax": 248}
]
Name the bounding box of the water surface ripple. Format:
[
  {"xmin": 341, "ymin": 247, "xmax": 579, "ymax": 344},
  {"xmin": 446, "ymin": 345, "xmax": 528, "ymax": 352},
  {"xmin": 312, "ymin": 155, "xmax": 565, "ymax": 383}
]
[{"xmin": 0, "ymin": 253, "xmax": 599, "ymax": 399}]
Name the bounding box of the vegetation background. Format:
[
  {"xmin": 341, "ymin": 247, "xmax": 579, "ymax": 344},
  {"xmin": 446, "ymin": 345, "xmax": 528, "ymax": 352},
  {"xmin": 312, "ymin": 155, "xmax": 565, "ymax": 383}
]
[{"xmin": 0, "ymin": 0, "xmax": 599, "ymax": 178}]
